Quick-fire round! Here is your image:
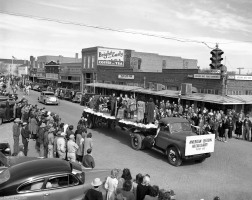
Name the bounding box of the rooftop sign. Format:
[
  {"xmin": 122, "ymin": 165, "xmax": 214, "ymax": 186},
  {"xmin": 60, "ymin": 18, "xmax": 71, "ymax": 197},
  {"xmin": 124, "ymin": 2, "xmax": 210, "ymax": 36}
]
[{"xmin": 97, "ymin": 47, "xmax": 124, "ymax": 67}]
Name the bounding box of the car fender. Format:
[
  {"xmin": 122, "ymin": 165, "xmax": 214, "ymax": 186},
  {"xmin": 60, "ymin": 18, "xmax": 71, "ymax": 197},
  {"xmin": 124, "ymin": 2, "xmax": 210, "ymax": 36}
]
[{"xmin": 166, "ymin": 143, "xmax": 182, "ymax": 158}]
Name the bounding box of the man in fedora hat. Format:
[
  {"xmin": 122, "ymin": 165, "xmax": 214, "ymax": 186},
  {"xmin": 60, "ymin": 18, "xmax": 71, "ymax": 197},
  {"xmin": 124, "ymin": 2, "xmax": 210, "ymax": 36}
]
[
  {"xmin": 37, "ymin": 123, "xmax": 46, "ymax": 157},
  {"xmin": 21, "ymin": 122, "xmax": 30, "ymax": 156},
  {"xmin": 83, "ymin": 178, "xmax": 103, "ymax": 200},
  {"xmin": 13, "ymin": 118, "xmax": 21, "ymax": 155}
]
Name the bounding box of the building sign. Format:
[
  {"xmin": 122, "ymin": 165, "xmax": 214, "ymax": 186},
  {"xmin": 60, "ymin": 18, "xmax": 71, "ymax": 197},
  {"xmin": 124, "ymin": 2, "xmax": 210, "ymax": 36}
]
[
  {"xmin": 118, "ymin": 74, "xmax": 134, "ymax": 79},
  {"xmin": 234, "ymin": 75, "xmax": 252, "ymax": 80},
  {"xmin": 193, "ymin": 74, "xmax": 221, "ymax": 79},
  {"xmin": 97, "ymin": 47, "xmax": 124, "ymax": 67},
  {"xmin": 185, "ymin": 134, "xmax": 215, "ymax": 156},
  {"xmin": 227, "ymin": 75, "xmax": 235, "ymax": 79},
  {"xmin": 46, "ymin": 73, "xmax": 58, "ymax": 80},
  {"xmin": 210, "ymin": 69, "xmax": 221, "ymax": 74}
]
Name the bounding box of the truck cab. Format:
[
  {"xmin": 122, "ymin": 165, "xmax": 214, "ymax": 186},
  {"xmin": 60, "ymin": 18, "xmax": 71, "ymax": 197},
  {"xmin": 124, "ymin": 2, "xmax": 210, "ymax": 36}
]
[{"xmin": 131, "ymin": 117, "xmax": 213, "ymax": 166}]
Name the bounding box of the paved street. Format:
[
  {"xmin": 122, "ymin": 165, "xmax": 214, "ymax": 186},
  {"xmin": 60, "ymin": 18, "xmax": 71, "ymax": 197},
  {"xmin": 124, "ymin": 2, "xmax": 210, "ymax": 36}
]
[{"xmin": 1, "ymin": 90, "xmax": 252, "ymax": 200}]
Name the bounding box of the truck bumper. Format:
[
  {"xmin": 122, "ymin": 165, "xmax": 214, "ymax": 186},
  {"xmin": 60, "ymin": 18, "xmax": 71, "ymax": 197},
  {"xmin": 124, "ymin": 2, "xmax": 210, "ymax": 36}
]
[{"xmin": 183, "ymin": 153, "xmax": 211, "ymax": 161}]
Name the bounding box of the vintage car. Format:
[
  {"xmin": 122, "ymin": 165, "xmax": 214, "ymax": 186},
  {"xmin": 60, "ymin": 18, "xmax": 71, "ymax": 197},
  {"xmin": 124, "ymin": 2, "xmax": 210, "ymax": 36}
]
[
  {"xmin": 38, "ymin": 91, "xmax": 59, "ymax": 105},
  {"xmin": 72, "ymin": 92, "xmax": 82, "ymax": 103},
  {"xmin": 0, "ymin": 158, "xmax": 111, "ymax": 199},
  {"xmin": 37, "ymin": 84, "xmax": 49, "ymax": 92},
  {"xmin": 32, "ymin": 84, "xmax": 40, "ymax": 91},
  {"xmin": 0, "ymin": 100, "xmax": 16, "ymax": 125}
]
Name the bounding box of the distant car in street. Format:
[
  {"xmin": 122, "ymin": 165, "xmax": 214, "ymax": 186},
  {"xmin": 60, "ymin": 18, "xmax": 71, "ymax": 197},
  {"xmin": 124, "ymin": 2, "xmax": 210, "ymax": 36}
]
[
  {"xmin": 38, "ymin": 91, "xmax": 59, "ymax": 105},
  {"xmin": 0, "ymin": 158, "xmax": 110, "ymax": 199},
  {"xmin": 72, "ymin": 92, "xmax": 82, "ymax": 103}
]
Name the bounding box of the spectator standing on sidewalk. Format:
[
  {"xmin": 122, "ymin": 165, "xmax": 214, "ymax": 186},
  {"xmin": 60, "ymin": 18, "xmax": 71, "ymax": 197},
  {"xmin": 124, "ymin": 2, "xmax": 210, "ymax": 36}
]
[
  {"xmin": 47, "ymin": 127, "xmax": 55, "ymax": 158},
  {"xmin": 83, "ymin": 132, "xmax": 93, "ymax": 156},
  {"xmin": 82, "ymin": 148, "xmax": 95, "ymax": 168},
  {"xmin": 57, "ymin": 132, "xmax": 66, "ymax": 159},
  {"xmin": 67, "ymin": 134, "xmax": 79, "ymax": 162},
  {"xmin": 37, "ymin": 123, "xmax": 46, "ymax": 157},
  {"xmin": 13, "ymin": 118, "xmax": 21, "ymax": 155},
  {"xmin": 21, "ymin": 122, "xmax": 30, "ymax": 156},
  {"xmin": 243, "ymin": 115, "xmax": 251, "ymax": 141},
  {"xmin": 235, "ymin": 118, "xmax": 243, "ymax": 139}
]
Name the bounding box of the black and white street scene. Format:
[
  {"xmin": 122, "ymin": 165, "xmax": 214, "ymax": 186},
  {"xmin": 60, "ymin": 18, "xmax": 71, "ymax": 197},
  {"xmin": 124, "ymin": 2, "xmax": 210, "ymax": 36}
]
[{"xmin": 0, "ymin": 0, "xmax": 252, "ymax": 200}]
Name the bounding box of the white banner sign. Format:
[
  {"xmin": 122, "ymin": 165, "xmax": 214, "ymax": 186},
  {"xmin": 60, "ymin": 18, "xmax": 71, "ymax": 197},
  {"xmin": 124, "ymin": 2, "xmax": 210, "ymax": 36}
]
[
  {"xmin": 118, "ymin": 74, "xmax": 134, "ymax": 79},
  {"xmin": 194, "ymin": 74, "xmax": 221, "ymax": 79},
  {"xmin": 185, "ymin": 134, "xmax": 215, "ymax": 156},
  {"xmin": 97, "ymin": 47, "xmax": 124, "ymax": 67},
  {"xmin": 234, "ymin": 75, "xmax": 252, "ymax": 80},
  {"xmin": 46, "ymin": 73, "xmax": 58, "ymax": 80}
]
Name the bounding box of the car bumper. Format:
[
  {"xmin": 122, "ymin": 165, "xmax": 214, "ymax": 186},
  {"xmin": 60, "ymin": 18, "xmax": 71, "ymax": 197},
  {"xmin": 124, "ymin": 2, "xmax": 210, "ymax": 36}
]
[
  {"xmin": 183, "ymin": 153, "xmax": 211, "ymax": 161},
  {"xmin": 45, "ymin": 101, "xmax": 58, "ymax": 105}
]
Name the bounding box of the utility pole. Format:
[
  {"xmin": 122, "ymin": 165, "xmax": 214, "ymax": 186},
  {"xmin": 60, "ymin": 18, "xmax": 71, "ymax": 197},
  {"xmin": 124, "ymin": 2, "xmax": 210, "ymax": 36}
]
[{"xmin": 237, "ymin": 67, "xmax": 244, "ymax": 75}]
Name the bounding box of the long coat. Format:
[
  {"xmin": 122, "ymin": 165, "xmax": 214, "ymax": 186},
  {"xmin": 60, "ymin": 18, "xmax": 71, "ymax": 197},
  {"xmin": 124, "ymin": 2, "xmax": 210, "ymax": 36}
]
[
  {"xmin": 83, "ymin": 138, "xmax": 93, "ymax": 156},
  {"xmin": 146, "ymin": 102, "xmax": 155, "ymax": 123},
  {"xmin": 30, "ymin": 117, "xmax": 38, "ymax": 135}
]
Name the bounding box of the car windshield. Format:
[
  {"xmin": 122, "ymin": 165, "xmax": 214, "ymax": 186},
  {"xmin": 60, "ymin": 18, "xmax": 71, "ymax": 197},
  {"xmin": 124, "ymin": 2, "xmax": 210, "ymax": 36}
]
[
  {"xmin": 0, "ymin": 169, "xmax": 10, "ymax": 184},
  {"xmin": 170, "ymin": 122, "xmax": 191, "ymax": 133}
]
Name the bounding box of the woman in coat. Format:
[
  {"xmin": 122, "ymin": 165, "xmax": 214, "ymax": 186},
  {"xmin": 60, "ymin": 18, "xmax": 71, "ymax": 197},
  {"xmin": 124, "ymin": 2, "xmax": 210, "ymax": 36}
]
[
  {"xmin": 83, "ymin": 132, "xmax": 93, "ymax": 157},
  {"xmin": 30, "ymin": 114, "xmax": 38, "ymax": 140},
  {"xmin": 235, "ymin": 118, "xmax": 243, "ymax": 139}
]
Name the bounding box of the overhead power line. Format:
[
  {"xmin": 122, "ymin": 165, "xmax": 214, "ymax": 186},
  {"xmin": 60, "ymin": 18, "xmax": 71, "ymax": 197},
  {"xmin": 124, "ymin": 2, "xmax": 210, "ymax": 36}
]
[{"xmin": 0, "ymin": 10, "xmax": 217, "ymax": 49}]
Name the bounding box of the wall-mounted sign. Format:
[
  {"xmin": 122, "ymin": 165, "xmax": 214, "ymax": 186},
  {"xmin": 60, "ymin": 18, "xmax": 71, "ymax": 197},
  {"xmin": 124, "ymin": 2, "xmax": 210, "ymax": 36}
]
[
  {"xmin": 193, "ymin": 74, "xmax": 221, "ymax": 79},
  {"xmin": 118, "ymin": 74, "xmax": 134, "ymax": 79},
  {"xmin": 227, "ymin": 75, "xmax": 235, "ymax": 79},
  {"xmin": 97, "ymin": 47, "xmax": 124, "ymax": 67},
  {"xmin": 234, "ymin": 75, "xmax": 252, "ymax": 80},
  {"xmin": 210, "ymin": 69, "xmax": 221, "ymax": 74},
  {"xmin": 46, "ymin": 73, "xmax": 58, "ymax": 80}
]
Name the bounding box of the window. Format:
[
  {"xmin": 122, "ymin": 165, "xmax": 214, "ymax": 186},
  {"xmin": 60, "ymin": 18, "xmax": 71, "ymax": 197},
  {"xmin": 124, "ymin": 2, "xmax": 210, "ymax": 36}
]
[
  {"xmin": 87, "ymin": 56, "xmax": 91, "ymax": 69},
  {"xmin": 91, "ymin": 56, "xmax": 95, "ymax": 68},
  {"xmin": 46, "ymin": 174, "xmax": 79, "ymax": 189},
  {"xmin": 18, "ymin": 179, "xmax": 45, "ymax": 193},
  {"xmin": 162, "ymin": 60, "xmax": 166, "ymax": 68},
  {"xmin": 83, "ymin": 56, "xmax": 86, "ymax": 68}
]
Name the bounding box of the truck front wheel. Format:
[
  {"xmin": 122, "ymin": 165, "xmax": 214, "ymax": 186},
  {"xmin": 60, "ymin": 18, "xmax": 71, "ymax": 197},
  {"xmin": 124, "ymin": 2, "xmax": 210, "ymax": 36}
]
[
  {"xmin": 0, "ymin": 118, "xmax": 2, "ymax": 125},
  {"xmin": 167, "ymin": 147, "xmax": 182, "ymax": 167},
  {"xmin": 131, "ymin": 134, "xmax": 145, "ymax": 150}
]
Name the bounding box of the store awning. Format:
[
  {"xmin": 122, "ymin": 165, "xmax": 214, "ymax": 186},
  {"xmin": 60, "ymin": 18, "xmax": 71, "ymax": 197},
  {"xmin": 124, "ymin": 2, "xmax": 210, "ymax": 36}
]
[
  {"xmin": 85, "ymin": 83, "xmax": 141, "ymax": 92},
  {"xmin": 60, "ymin": 80, "xmax": 80, "ymax": 83},
  {"xmin": 228, "ymin": 95, "xmax": 252, "ymax": 104},
  {"xmin": 85, "ymin": 83, "xmax": 247, "ymax": 105}
]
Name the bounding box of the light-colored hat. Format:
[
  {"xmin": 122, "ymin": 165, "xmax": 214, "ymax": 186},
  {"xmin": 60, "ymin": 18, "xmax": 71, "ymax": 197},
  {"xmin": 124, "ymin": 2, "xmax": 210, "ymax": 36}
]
[
  {"xmin": 60, "ymin": 132, "xmax": 66, "ymax": 136},
  {"xmin": 48, "ymin": 111, "xmax": 51, "ymax": 116},
  {"xmin": 14, "ymin": 118, "xmax": 21, "ymax": 123},
  {"xmin": 49, "ymin": 127, "xmax": 55, "ymax": 132},
  {"xmin": 22, "ymin": 122, "xmax": 27, "ymax": 126},
  {"xmin": 40, "ymin": 123, "xmax": 46, "ymax": 128},
  {"xmin": 56, "ymin": 131, "xmax": 62, "ymax": 135},
  {"xmin": 91, "ymin": 178, "xmax": 102, "ymax": 187},
  {"xmin": 69, "ymin": 134, "xmax": 75, "ymax": 140}
]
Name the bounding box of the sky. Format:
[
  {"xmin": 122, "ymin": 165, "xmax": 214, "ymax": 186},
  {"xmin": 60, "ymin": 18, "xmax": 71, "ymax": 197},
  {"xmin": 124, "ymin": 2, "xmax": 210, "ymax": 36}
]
[{"xmin": 0, "ymin": 0, "xmax": 252, "ymax": 73}]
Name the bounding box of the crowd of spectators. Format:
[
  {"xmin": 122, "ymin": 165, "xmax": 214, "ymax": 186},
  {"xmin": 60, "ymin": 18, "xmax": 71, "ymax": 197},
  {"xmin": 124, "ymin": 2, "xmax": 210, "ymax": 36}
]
[
  {"xmin": 85, "ymin": 93, "xmax": 252, "ymax": 143},
  {"xmin": 12, "ymin": 97, "xmax": 95, "ymax": 168}
]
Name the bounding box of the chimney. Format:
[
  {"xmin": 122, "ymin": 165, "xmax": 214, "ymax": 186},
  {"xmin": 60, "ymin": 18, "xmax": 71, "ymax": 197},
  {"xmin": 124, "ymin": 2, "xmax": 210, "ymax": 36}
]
[{"xmin": 75, "ymin": 53, "xmax": 78, "ymax": 59}]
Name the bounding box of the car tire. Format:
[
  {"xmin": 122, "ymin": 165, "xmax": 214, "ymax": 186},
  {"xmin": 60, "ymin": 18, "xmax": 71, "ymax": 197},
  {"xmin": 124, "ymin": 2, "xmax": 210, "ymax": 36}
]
[
  {"xmin": 131, "ymin": 134, "xmax": 145, "ymax": 150},
  {"xmin": 0, "ymin": 118, "xmax": 3, "ymax": 125},
  {"xmin": 167, "ymin": 146, "xmax": 182, "ymax": 167}
]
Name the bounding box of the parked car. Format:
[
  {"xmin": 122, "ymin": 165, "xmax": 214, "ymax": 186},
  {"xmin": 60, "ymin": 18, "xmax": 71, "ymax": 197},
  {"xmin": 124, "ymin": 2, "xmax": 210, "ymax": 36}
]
[
  {"xmin": 0, "ymin": 158, "xmax": 111, "ymax": 199},
  {"xmin": 72, "ymin": 92, "xmax": 83, "ymax": 103},
  {"xmin": 38, "ymin": 91, "xmax": 59, "ymax": 105},
  {"xmin": 31, "ymin": 84, "xmax": 40, "ymax": 91},
  {"xmin": 63, "ymin": 89, "xmax": 73, "ymax": 101},
  {"xmin": 37, "ymin": 84, "xmax": 49, "ymax": 92},
  {"xmin": 0, "ymin": 100, "xmax": 16, "ymax": 125}
]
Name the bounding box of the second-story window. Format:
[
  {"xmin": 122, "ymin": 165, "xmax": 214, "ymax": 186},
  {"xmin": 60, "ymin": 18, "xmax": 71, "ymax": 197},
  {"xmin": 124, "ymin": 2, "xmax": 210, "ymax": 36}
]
[
  {"xmin": 88, "ymin": 56, "xmax": 91, "ymax": 68},
  {"xmin": 83, "ymin": 56, "xmax": 86, "ymax": 68},
  {"xmin": 91, "ymin": 56, "xmax": 95, "ymax": 68}
]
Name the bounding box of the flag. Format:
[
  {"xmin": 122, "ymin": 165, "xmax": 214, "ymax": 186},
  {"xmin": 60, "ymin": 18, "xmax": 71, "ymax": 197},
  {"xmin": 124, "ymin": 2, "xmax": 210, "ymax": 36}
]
[{"xmin": 12, "ymin": 56, "xmax": 17, "ymax": 60}]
